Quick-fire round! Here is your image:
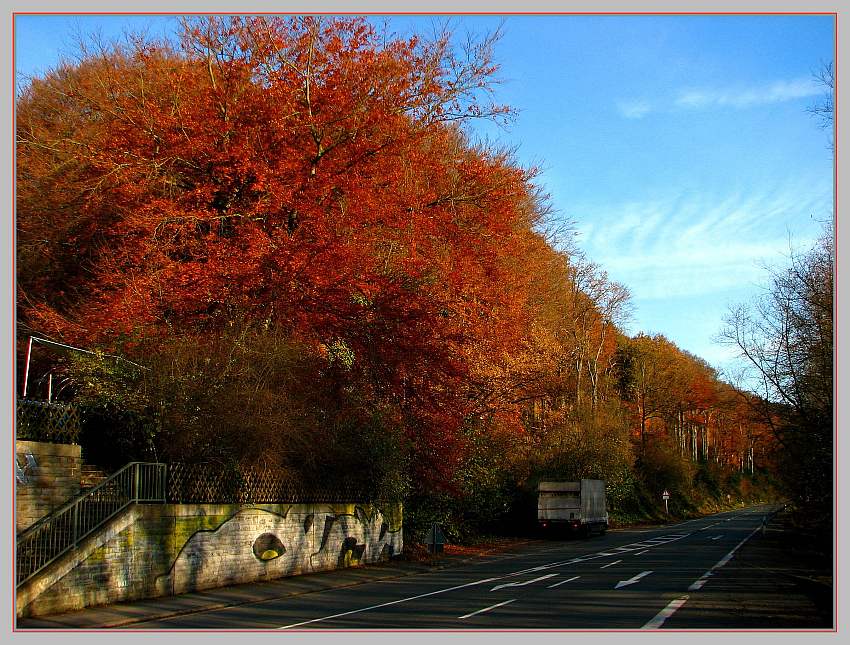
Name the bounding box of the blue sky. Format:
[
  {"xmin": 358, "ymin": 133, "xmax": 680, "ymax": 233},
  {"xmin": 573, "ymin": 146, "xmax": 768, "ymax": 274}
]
[{"xmin": 14, "ymin": 14, "xmax": 835, "ymax": 381}]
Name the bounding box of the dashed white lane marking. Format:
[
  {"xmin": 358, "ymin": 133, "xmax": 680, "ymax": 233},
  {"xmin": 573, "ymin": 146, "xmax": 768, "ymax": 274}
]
[
  {"xmin": 686, "ymin": 524, "xmax": 763, "ymax": 593},
  {"xmin": 277, "ymin": 520, "xmax": 720, "ymax": 629},
  {"xmin": 642, "ymin": 595, "xmax": 689, "ymax": 629},
  {"xmin": 688, "ymin": 575, "xmax": 711, "ymax": 591},
  {"xmin": 634, "ymin": 549, "xmax": 651, "ymax": 555},
  {"xmin": 506, "ymin": 532, "xmax": 692, "ymax": 577},
  {"xmin": 710, "ymin": 535, "xmax": 723, "ymax": 541},
  {"xmin": 600, "ymin": 559, "xmax": 622, "ymax": 569},
  {"xmin": 548, "ymin": 575, "xmax": 581, "ymax": 588},
  {"xmin": 491, "ymin": 573, "xmax": 558, "ymax": 591},
  {"xmin": 278, "ymin": 576, "xmax": 500, "ymax": 629},
  {"xmin": 458, "ymin": 598, "xmax": 517, "ymax": 620}
]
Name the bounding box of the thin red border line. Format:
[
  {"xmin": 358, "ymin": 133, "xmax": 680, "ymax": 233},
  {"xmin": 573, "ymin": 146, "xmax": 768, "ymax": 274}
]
[
  {"xmin": 9, "ymin": 11, "xmax": 840, "ymax": 15},
  {"xmin": 13, "ymin": 629, "xmax": 840, "ymax": 633},
  {"xmin": 128, "ymin": 628, "xmax": 840, "ymax": 632},
  {"xmin": 11, "ymin": 10, "xmax": 17, "ymax": 628},
  {"xmin": 833, "ymin": 10, "xmax": 838, "ymax": 633},
  {"xmin": 11, "ymin": 11, "xmax": 837, "ymax": 633}
]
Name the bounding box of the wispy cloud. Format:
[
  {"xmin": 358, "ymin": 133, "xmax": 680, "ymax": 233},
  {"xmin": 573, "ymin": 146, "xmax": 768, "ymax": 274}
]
[
  {"xmin": 617, "ymin": 99, "xmax": 652, "ymax": 119},
  {"xmin": 574, "ymin": 180, "xmax": 831, "ymax": 302},
  {"xmin": 675, "ymin": 77, "xmax": 822, "ymax": 109},
  {"xmin": 617, "ymin": 77, "xmax": 823, "ymax": 118},
  {"xmin": 570, "ymin": 181, "xmax": 831, "ymax": 373}
]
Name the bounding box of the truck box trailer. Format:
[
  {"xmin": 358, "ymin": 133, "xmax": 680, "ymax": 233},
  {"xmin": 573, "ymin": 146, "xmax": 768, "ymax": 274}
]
[{"xmin": 537, "ymin": 479, "xmax": 608, "ymax": 536}]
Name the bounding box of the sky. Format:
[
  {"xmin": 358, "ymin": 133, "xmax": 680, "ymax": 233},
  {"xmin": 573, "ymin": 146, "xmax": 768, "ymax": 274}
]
[{"xmin": 13, "ymin": 13, "xmax": 836, "ymax": 383}]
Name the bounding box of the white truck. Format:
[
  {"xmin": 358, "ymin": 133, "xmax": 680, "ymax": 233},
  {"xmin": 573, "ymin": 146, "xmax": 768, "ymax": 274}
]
[{"xmin": 537, "ymin": 479, "xmax": 608, "ymax": 536}]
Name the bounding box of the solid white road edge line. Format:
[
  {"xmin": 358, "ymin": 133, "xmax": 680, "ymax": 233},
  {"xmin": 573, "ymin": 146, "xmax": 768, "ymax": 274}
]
[
  {"xmin": 458, "ymin": 599, "xmax": 517, "ymax": 620},
  {"xmin": 644, "ymin": 516, "xmax": 765, "ymax": 628},
  {"xmin": 642, "ymin": 596, "xmax": 689, "ymax": 629},
  {"xmin": 548, "ymin": 575, "xmax": 581, "ymax": 588},
  {"xmin": 277, "ymin": 517, "xmax": 729, "ymax": 629},
  {"xmin": 277, "ymin": 576, "xmax": 501, "ymax": 629},
  {"xmin": 491, "ymin": 573, "xmax": 558, "ymax": 591}
]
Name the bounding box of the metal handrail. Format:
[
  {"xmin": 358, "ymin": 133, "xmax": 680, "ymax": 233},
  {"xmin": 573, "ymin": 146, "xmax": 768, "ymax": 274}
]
[{"xmin": 16, "ymin": 461, "xmax": 166, "ymax": 587}]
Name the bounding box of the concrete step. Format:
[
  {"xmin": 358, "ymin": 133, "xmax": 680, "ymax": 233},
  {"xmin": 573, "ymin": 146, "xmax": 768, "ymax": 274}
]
[{"xmin": 80, "ymin": 465, "xmax": 108, "ymax": 491}]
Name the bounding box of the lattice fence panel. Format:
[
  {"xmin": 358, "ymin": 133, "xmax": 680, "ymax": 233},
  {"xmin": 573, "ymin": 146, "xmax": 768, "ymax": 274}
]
[
  {"xmin": 16, "ymin": 400, "xmax": 81, "ymax": 444},
  {"xmin": 166, "ymin": 462, "xmax": 378, "ymax": 504}
]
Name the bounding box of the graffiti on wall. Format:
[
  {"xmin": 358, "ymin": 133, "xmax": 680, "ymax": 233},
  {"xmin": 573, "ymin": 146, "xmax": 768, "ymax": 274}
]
[
  {"xmin": 15, "ymin": 453, "xmax": 38, "ymax": 485},
  {"xmin": 253, "ymin": 533, "xmax": 286, "ymax": 561},
  {"xmin": 155, "ymin": 504, "xmax": 402, "ymax": 595}
]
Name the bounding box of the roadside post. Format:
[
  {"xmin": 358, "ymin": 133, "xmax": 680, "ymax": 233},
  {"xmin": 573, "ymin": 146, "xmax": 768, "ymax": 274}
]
[
  {"xmin": 662, "ymin": 489, "xmax": 670, "ymax": 515},
  {"xmin": 425, "ymin": 523, "xmax": 446, "ymax": 554}
]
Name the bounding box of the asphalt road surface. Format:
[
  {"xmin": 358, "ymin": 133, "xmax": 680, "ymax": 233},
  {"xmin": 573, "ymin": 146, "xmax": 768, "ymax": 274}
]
[{"xmin": 119, "ymin": 504, "xmax": 830, "ymax": 630}]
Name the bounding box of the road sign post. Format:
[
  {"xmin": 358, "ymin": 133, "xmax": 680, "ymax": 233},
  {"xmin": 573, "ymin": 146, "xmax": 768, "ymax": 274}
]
[{"xmin": 662, "ymin": 490, "xmax": 670, "ymax": 515}]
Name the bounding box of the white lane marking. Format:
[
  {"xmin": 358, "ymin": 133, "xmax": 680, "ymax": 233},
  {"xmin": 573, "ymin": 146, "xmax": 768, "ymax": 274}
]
[
  {"xmin": 714, "ymin": 525, "xmax": 760, "ymax": 569},
  {"xmin": 276, "ymin": 522, "xmax": 708, "ymax": 629},
  {"xmin": 615, "ymin": 570, "xmax": 653, "ymax": 589},
  {"xmin": 710, "ymin": 535, "xmax": 723, "ymax": 541},
  {"xmin": 600, "ymin": 559, "xmax": 622, "ymax": 569},
  {"xmin": 686, "ymin": 524, "xmax": 762, "ymax": 593},
  {"xmin": 458, "ymin": 598, "xmax": 517, "ymax": 620},
  {"xmin": 503, "ymin": 564, "xmax": 552, "ymax": 578},
  {"xmin": 499, "ymin": 532, "xmax": 693, "ymax": 578},
  {"xmin": 548, "ymin": 575, "xmax": 581, "ymax": 588},
  {"xmin": 642, "ymin": 595, "xmax": 689, "ymax": 629},
  {"xmin": 634, "ymin": 549, "xmax": 651, "ymax": 555},
  {"xmin": 491, "ymin": 573, "xmax": 558, "ymax": 591},
  {"xmin": 688, "ymin": 576, "xmax": 711, "ymax": 591},
  {"xmin": 278, "ymin": 576, "xmax": 500, "ymax": 629}
]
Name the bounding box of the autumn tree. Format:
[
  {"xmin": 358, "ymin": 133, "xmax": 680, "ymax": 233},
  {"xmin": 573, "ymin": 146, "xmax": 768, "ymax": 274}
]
[
  {"xmin": 16, "ymin": 15, "xmax": 789, "ymax": 532},
  {"xmin": 16, "ymin": 16, "xmax": 549, "ymax": 487},
  {"xmin": 720, "ymin": 229, "xmax": 833, "ymax": 517},
  {"xmin": 616, "ymin": 333, "xmax": 690, "ymax": 447}
]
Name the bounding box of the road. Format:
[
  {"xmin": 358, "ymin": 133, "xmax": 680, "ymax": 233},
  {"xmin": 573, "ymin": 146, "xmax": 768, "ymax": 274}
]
[{"xmin": 119, "ymin": 504, "xmax": 830, "ymax": 630}]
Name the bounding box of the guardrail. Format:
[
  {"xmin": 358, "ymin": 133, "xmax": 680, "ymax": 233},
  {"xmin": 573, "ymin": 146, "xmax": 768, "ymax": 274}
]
[{"xmin": 16, "ymin": 462, "xmax": 166, "ymax": 587}]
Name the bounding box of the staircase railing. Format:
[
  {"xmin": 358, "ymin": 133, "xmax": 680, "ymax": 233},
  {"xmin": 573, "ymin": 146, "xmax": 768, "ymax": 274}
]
[{"xmin": 16, "ymin": 462, "xmax": 166, "ymax": 587}]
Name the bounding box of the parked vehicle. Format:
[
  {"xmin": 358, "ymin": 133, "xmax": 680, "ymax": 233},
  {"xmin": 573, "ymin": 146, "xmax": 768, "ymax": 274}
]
[{"xmin": 537, "ymin": 479, "xmax": 608, "ymax": 536}]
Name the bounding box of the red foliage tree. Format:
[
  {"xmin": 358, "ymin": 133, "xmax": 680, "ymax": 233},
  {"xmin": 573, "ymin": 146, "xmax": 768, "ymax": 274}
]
[{"xmin": 17, "ymin": 16, "xmax": 547, "ymax": 481}]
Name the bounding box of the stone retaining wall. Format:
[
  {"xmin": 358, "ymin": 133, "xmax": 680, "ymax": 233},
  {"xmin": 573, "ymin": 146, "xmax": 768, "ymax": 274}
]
[
  {"xmin": 17, "ymin": 501, "xmax": 403, "ymax": 618},
  {"xmin": 16, "ymin": 440, "xmax": 81, "ymax": 534}
]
